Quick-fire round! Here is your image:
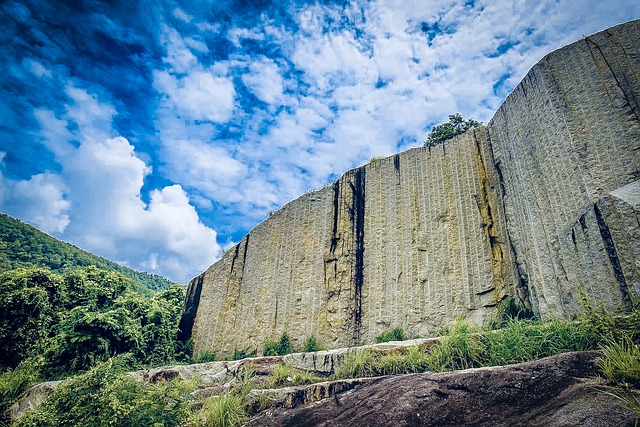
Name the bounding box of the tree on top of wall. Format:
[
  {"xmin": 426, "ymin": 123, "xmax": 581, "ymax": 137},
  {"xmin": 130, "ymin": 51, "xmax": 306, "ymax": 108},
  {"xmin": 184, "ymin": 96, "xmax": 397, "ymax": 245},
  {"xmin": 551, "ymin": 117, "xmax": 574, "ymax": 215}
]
[{"xmin": 424, "ymin": 113, "xmax": 483, "ymax": 147}]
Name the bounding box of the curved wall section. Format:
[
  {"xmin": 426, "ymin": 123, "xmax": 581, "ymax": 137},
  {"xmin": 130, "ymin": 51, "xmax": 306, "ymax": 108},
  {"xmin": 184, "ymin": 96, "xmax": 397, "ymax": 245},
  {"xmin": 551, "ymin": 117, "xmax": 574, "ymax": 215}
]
[{"xmin": 182, "ymin": 20, "xmax": 640, "ymax": 357}]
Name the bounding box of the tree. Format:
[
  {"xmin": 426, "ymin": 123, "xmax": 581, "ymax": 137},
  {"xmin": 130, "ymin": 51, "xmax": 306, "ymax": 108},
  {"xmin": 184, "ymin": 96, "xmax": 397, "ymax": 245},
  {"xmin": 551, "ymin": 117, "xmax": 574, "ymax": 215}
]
[{"xmin": 423, "ymin": 113, "xmax": 482, "ymax": 147}]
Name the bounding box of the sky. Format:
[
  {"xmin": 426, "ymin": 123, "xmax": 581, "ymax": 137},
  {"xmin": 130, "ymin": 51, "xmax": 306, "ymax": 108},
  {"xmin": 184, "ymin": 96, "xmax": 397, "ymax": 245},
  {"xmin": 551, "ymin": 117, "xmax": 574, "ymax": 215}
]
[{"xmin": 0, "ymin": 0, "xmax": 638, "ymax": 284}]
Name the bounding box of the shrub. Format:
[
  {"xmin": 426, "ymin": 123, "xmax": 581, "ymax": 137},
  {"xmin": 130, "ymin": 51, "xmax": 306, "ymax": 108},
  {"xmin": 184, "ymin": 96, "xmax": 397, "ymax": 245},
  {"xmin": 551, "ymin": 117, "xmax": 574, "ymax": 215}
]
[
  {"xmin": 16, "ymin": 356, "xmax": 194, "ymax": 427},
  {"xmin": 498, "ymin": 297, "xmax": 535, "ymax": 323},
  {"xmin": 302, "ymin": 336, "xmax": 322, "ymax": 352},
  {"xmin": 263, "ymin": 332, "xmax": 293, "ymax": 356},
  {"xmin": 423, "ymin": 113, "xmax": 482, "ymax": 147},
  {"xmin": 0, "ymin": 357, "xmax": 43, "ymax": 425},
  {"xmin": 196, "ymin": 351, "xmax": 216, "ymax": 363},
  {"xmin": 375, "ymin": 328, "xmax": 406, "ymax": 343}
]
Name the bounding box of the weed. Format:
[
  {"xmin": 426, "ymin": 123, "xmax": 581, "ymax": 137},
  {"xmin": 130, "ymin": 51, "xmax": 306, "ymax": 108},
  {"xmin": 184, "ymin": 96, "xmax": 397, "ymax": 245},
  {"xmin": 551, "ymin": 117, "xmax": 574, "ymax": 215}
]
[
  {"xmin": 333, "ymin": 349, "xmax": 379, "ymax": 379},
  {"xmin": 192, "ymin": 393, "xmax": 247, "ymax": 427},
  {"xmin": 599, "ymin": 337, "xmax": 640, "ymax": 386},
  {"xmin": 425, "ymin": 319, "xmax": 485, "ymax": 372}
]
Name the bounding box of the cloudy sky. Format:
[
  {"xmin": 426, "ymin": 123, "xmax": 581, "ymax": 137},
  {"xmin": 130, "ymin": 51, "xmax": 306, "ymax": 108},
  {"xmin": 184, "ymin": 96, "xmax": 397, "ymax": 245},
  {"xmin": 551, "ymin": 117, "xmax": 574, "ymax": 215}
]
[{"xmin": 1, "ymin": 0, "xmax": 638, "ymax": 283}]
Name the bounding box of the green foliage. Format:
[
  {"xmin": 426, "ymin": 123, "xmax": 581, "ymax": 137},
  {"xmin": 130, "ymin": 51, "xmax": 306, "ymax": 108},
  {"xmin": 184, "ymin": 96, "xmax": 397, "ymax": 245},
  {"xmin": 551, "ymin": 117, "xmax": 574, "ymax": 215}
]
[
  {"xmin": 0, "ymin": 269, "xmax": 61, "ymax": 368},
  {"xmin": 333, "ymin": 349, "xmax": 379, "ymax": 379},
  {"xmin": 375, "ymin": 327, "xmax": 406, "ymax": 343},
  {"xmin": 191, "ymin": 394, "xmax": 247, "ymax": 427},
  {"xmin": 231, "ymin": 349, "xmax": 256, "ymax": 361},
  {"xmin": 425, "ymin": 319, "xmax": 485, "ymax": 372},
  {"xmin": 599, "ymin": 337, "xmax": 640, "ymax": 387},
  {"xmin": 369, "ymin": 156, "xmax": 384, "ymax": 163},
  {"xmin": 423, "ymin": 113, "xmax": 482, "ymax": 147},
  {"xmin": 0, "ymin": 266, "xmax": 188, "ymax": 377},
  {"xmin": 197, "ymin": 352, "xmax": 217, "ymax": 363},
  {"xmin": 334, "ymin": 346, "xmax": 429, "ymax": 379},
  {"xmin": 483, "ymin": 318, "xmax": 595, "ymax": 366},
  {"xmin": 0, "ymin": 213, "xmax": 175, "ymax": 292},
  {"xmin": 0, "ymin": 357, "xmax": 44, "ymax": 425},
  {"xmin": 267, "ymin": 363, "xmax": 322, "ymax": 388},
  {"xmin": 302, "ymin": 336, "xmax": 323, "ymax": 352},
  {"xmin": 263, "ymin": 332, "xmax": 293, "ymax": 356},
  {"xmin": 498, "ymin": 297, "xmax": 536, "ymax": 323},
  {"xmin": 15, "ymin": 356, "xmax": 195, "ymax": 427}
]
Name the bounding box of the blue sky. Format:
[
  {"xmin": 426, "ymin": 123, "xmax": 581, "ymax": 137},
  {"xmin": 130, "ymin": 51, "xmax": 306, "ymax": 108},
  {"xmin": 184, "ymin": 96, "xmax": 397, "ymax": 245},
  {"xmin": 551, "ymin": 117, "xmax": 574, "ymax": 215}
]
[{"xmin": 1, "ymin": 0, "xmax": 639, "ymax": 283}]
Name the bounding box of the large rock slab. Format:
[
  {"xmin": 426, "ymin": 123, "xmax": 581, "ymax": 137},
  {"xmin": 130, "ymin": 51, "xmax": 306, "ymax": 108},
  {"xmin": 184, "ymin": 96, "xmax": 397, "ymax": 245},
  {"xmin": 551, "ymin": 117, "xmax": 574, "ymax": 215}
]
[{"xmin": 249, "ymin": 351, "xmax": 637, "ymax": 426}]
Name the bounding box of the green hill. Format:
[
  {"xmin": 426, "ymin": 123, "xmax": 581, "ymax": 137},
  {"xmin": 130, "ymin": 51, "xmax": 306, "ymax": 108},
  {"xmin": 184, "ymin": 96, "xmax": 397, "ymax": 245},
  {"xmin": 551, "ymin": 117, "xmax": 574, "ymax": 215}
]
[{"xmin": 0, "ymin": 213, "xmax": 176, "ymax": 292}]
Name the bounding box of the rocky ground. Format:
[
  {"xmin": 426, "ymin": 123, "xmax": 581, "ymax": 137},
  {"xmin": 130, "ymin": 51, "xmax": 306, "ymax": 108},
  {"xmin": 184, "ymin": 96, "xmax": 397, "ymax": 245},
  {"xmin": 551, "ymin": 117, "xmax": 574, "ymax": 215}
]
[{"xmin": 10, "ymin": 339, "xmax": 637, "ymax": 426}]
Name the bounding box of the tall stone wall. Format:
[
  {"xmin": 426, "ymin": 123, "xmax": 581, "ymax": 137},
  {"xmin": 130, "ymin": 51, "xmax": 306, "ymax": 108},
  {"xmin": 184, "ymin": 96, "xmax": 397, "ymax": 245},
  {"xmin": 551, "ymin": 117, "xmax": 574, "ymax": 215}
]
[
  {"xmin": 487, "ymin": 20, "xmax": 640, "ymax": 317},
  {"xmin": 181, "ymin": 20, "xmax": 640, "ymax": 357}
]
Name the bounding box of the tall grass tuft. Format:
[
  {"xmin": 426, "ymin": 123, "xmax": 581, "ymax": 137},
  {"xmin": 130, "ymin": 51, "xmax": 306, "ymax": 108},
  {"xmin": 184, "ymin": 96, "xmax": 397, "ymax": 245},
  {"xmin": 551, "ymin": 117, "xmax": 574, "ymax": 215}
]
[
  {"xmin": 599, "ymin": 337, "xmax": 640, "ymax": 386},
  {"xmin": 425, "ymin": 319, "xmax": 485, "ymax": 372},
  {"xmin": 193, "ymin": 394, "xmax": 247, "ymax": 427},
  {"xmin": 375, "ymin": 328, "xmax": 406, "ymax": 343}
]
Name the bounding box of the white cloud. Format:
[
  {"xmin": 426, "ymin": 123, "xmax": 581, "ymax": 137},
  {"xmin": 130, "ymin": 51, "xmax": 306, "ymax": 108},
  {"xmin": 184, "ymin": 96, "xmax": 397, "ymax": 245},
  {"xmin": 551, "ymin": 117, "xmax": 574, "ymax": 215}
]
[
  {"xmin": 154, "ymin": 69, "xmax": 236, "ymax": 123},
  {"xmin": 242, "ymin": 58, "xmax": 284, "ymax": 105},
  {"xmin": 0, "ymin": 171, "xmax": 70, "ymax": 234},
  {"xmin": 16, "ymin": 83, "xmax": 222, "ymax": 283}
]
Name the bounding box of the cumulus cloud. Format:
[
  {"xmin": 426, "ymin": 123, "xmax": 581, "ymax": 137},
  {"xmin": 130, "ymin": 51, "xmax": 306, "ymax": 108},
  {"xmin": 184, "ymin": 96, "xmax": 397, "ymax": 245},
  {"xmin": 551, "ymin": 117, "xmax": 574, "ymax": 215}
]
[
  {"xmin": 4, "ymin": 0, "xmax": 640, "ymax": 282},
  {"xmin": 0, "ymin": 170, "xmax": 70, "ymax": 234},
  {"xmin": 12, "ymin": 83, "xmax": 221, "ymax": 283}
]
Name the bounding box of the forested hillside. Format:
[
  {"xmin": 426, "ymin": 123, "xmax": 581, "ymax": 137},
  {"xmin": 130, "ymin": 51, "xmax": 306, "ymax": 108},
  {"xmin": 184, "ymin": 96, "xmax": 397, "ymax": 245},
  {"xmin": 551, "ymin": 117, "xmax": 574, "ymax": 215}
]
[{"xmin": 0, "ymin": 214, "xmax": 175, "ymax": 291}]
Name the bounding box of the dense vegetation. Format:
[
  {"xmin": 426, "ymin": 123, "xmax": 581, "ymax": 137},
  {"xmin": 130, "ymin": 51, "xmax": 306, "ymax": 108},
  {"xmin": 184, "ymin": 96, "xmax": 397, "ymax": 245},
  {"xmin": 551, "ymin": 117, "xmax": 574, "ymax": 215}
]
[
  {"xmin": 0, "ymin": 214, "xmax": 175, "ymax": 291},
  {"xmin": 423, "ymin": 113, "xmax": 482, "ymax": 147},
  {"xmin": 0, "ymin": 266, "xmax": 189, "ymax": 426}
]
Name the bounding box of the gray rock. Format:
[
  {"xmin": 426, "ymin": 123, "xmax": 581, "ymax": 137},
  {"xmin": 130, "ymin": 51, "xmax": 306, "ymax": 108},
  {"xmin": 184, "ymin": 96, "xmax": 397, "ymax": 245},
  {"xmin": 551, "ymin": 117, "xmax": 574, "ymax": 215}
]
[
  {"xmin": 183, "ymin": 19, "xmax": 640, "ymax": 358},
  {"xmin": 249, "ymin": 351, "xmax": 637, "ymax": 427}
]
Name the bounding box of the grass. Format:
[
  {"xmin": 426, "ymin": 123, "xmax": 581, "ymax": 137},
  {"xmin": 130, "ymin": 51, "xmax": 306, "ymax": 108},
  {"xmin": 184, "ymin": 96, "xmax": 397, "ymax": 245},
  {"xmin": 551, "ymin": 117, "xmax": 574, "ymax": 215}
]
[
  {"xmin": 375, "ymin": 328, "xmax": 406, "ymax": 343},
  {"xmin": 192, "ymin": 394, "xmax": 247, "ymax": 427},
  {"xmin": 599, "ymin": 337, "xmax": 640, "ymax": 386},
  {"xmin": 266, "ymin": 363, "xmax": 322, "ymax": 388}
]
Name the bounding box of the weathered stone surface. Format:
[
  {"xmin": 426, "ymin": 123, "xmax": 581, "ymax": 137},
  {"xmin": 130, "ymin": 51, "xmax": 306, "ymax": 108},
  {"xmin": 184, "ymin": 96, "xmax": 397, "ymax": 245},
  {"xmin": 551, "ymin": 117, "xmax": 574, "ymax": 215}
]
[
  {"xmin": 8, "ymin": 381, "xmax": 61, "ymax": 420},
  {"xmin": 486, "ymin": 20, "xmax": 640, "ymax": 318},
  {"xmin": 283, "ymin": 338, "xmax": 435, "ymax": 375},
  {"xmin": 182, "ymin": 20, "xmax": 640, "ymax": 357},
  {"xmin": 248, "ymin": 351, "xmax": 637, "ymax": 427}
]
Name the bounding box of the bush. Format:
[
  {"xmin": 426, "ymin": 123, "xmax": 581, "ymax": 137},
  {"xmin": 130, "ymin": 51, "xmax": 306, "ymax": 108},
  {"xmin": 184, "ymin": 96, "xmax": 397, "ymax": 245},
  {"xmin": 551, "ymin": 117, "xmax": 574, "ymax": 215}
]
[
  {"xmin": 302, "ymin": 336, "xmax": 322, "ymax": 352},
  {"xmin": 16, "ymin": 356, "xmax": 194, "ymax": 427},
  {"xmin": 263, "ymin": 332, "xmax": 293, "ymax": 356},
  {"xmin": 0, "ymin": 357, "xmax": 43, "ymax": 425},
  {"xmin": 375, "ymin": 328, "xmax": 406, "ymax": 343},
  {"xmin": 423, "ymin": 113, "xmax": 482, "ymax": 147}
]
